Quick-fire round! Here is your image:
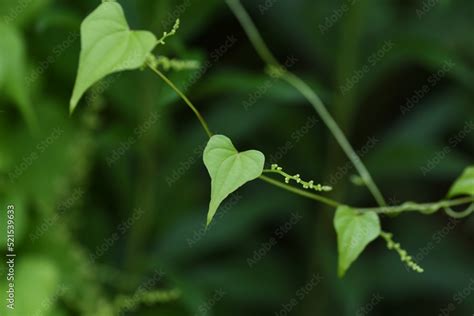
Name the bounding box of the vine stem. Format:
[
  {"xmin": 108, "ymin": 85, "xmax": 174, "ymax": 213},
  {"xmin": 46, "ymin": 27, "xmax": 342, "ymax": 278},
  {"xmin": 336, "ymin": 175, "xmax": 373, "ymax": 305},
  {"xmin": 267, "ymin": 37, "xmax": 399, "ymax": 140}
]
[
  {"xmin": 444, "ymin": 203, "xmax": 474, "ymax": 218},
  {"xmin": 357, "ymin": 196, "xmax": 474, "ymax": 214},
  {"xmin": 226, "ymin": 0, "xmax": 387, "ymax": 207},
  {"xmin": 147, "ymin": 63, "xmax": 213, "ymax": 138},
  {"xmin": 259, "ymin": 175, "xmax": 342, "ymax": 208},
  {"xmin": 282, "ymin": 73, "xmax": 387, "ymax": 207},
  {"xmin": 260, "ymin": 174, "xmax": 473, "ymax": 215},
  {"xmin": 146, "ymin": 45, "xmax": 474, "ymax": 218},
  {"xmin": 147, "ymin": 61, "xmax": 341, "ymax": 208},
  {"xmin": 263, "ymin": 168, "xmax": 332, "ymax": 191}
]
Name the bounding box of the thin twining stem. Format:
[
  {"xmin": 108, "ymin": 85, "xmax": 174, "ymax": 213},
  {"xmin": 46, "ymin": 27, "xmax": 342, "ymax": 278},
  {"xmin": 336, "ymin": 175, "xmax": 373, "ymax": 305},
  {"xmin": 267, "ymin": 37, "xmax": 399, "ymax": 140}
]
[
  {"xmin": 357, "ymin": 197, "xmax": 474, "ymax": 215},
  {"xmin": 263, "ymin": 165, "xmax": 332, "ymax": 192},
  {"xmin": 226, "ymin": 0, "xmax": 387, "ymax": 207},
  {"xmin": 147, "ymin": 64, "xmax": 341, "ymax": 210},
  {"xmin": 281, "ymin": 73, "xmax": 387, "ymax": 207},
  {"xmin": 260, "ymin": 174, "xmax": 474, "ymax": 215},
  {"xmin": 147, "ymin": 63, "xmax": 213, "ymax": 138},
  {"xmin": 444, "ymin": 203, "xmax": 474, "ymax": 218},
  {"xmin": 259, "ymin": 175, "xmax": 341, "ymax": 208},
  {"xmin": 148, "ymin": 58, "xmax": 474, "ymax": 217}
]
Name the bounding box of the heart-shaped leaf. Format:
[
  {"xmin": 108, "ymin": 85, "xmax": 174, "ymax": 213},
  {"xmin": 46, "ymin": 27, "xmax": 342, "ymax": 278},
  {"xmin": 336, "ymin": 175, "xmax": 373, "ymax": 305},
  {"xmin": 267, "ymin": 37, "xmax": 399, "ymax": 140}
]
[
  {"xmin": 334, "ymin": 206, "xmax": 381, "ymax": 277},
  {"xmin": 203, "ymin": 135, "xmax": 265, "ymax": 226},
  {"xmin": 70, "ymin": 2, "xmax": 157, "ymax": 113},
  {"xmin": 448, "ymin": 166, "xmax": 474, "ymax": 198}
]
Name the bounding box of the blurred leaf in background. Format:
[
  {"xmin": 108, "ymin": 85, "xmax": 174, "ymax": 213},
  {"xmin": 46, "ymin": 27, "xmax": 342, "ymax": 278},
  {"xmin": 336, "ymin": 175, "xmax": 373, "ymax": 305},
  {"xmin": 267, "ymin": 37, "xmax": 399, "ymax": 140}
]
[{"xmin": 0, "ymin": 0, "xmax": 473, "ymax": 315}]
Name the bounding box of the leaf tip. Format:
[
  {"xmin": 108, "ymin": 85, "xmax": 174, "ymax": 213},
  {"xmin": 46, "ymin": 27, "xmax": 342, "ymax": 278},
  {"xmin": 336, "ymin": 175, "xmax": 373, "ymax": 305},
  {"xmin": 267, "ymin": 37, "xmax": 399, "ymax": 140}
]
[
  {"xmin": 206, "ymin": 213, "xmax": 214, "ymax": 229},
  {"xmin": 337, "ymin": 267, "xmax": 347, "ymax": 278},
  {"xmin": 69, "ymin": 100, "xmax": 77, "ymax": 116}
]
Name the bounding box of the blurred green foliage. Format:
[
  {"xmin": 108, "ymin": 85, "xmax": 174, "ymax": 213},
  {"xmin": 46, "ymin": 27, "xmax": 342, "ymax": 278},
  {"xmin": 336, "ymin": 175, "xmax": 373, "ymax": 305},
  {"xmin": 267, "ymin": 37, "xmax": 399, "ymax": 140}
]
[{"xmin": 0, "ymin": 0, "xmax": 473, "ymax": 315}]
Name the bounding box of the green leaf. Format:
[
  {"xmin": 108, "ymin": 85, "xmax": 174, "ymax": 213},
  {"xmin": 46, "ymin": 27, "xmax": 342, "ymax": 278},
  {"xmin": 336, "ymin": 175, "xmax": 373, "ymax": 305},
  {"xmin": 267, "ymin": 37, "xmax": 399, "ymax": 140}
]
[
  {"xmin": 70, "ymin": 2, "xmax": 157, "ymax": 113},
  {"xmin": 0, "ymin": 256, "xmax": 59, "ymax": 315},
  {"xmin": 448, "ymin": 166, "xmax": 474, "ymax": 198},
  {"xmin": 334, "ymin": 206, "xmax": 381, "ymax": 277},
  {"xmin": 203, "ymin": 135, "xmax": 265, "ymax": 226},
  {"xmin": 0, "ymin": 23, "xmax": 37, "ymax": 130}
]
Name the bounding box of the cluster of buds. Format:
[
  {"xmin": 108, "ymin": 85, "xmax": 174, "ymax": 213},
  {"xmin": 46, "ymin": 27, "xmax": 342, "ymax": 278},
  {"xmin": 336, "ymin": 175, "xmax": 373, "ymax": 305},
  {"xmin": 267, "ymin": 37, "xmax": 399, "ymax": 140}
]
[
  {"xmin": 269, "ymin": 164, "xmax": 332, "ymax": 192},
  {"xmin": 381, "ymin": 232, "xmax": 424, "ymax": 273},
  {"xmin": 157, "ymin": 19, "xmax": 180, "ymax": 46}
]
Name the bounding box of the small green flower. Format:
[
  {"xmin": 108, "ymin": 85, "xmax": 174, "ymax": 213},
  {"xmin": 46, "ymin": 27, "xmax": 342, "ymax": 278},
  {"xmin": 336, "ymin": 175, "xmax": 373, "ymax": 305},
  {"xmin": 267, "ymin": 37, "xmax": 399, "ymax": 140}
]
[
  {"xmin": 381, "ymin": 231, "xmax": 424, "ymax": 273},
  {"xmin": 268, "ymin": 164, "xmax": 332, "ymax": 192}
]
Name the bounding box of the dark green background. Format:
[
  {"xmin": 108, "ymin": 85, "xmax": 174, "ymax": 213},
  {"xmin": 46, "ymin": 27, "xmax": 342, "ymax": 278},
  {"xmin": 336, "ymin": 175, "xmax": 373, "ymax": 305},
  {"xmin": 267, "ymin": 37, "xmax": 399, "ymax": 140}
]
[{"xmin": 0, "ymin": 0, "xmax": 473, "ymax": 315}]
